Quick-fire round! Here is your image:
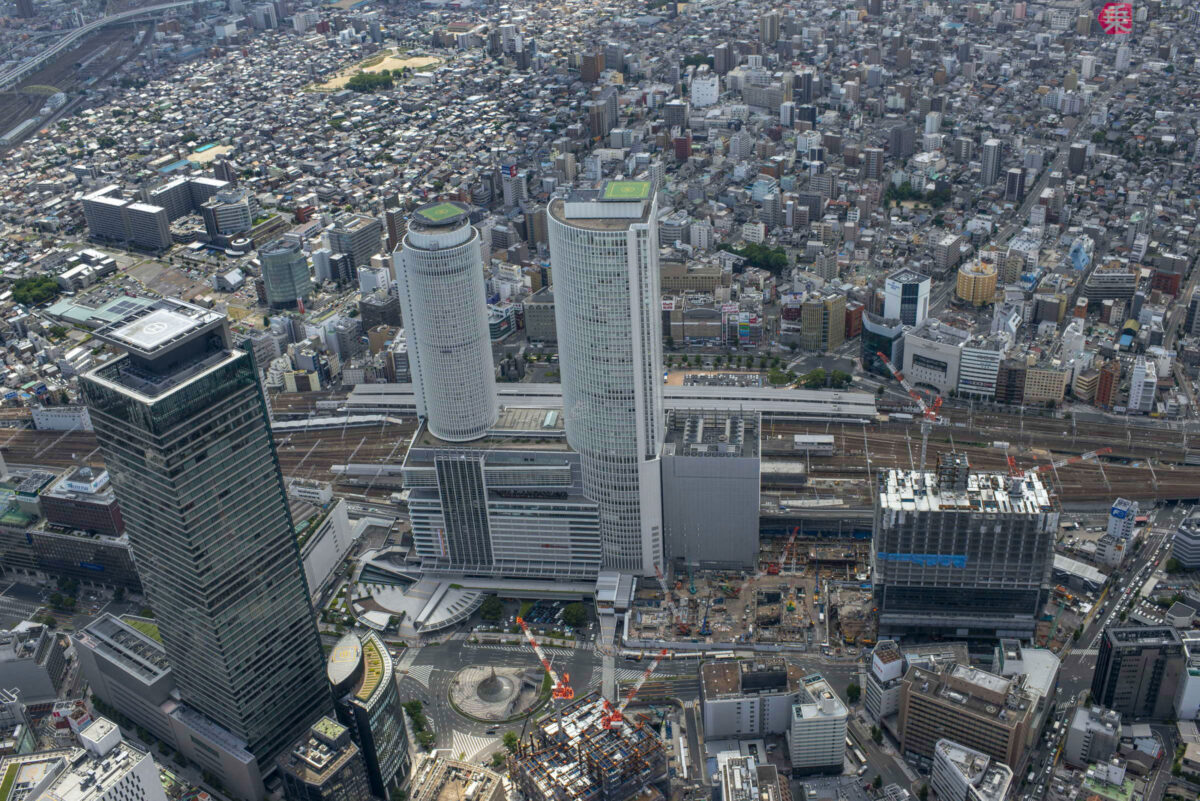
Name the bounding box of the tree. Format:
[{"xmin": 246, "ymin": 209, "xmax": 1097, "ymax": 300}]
[
  {"xmin": 96, "ymin": 135, "xmax": 116, "ymax": 149},
  {"xmin": 389, "ymin": 789, "xmax": 408, "ymax": 801},
  {"xmin": 479, "ymin": 595, "xmax": 504, "ymax": 622},
  {"xmin": 918, "ymin": 785, "xmax": 928, "ymax": 801},
  {"xmin": 871, "ymin": 725, "xmax": 882, "ymax": 744},
  {"xmin": 416, "ymin": 731, "xmax": 435, "ymax": 749},
  {"xmin": 1165, "ymin": 557, "xmax": 1183, "ymax": 573},
  {"xmin": 801, "ymin": 368, "xmax": 827, "ymax": 389},
  {"xmin": 562, "ymin": 602, "xmax": 587, "ymax": 628},
  {"xmin": 830, "ymin": 370, "xmax": 853, "ymax": 389},
  {"xmin": 873, "ymin": 775, "xmax": 883, "ymax": 790},
  {"xmin": 11, "ymin": 276, "xmax": 61, "ymax": 306},
  {"xmin": 112, "ymin": 587, "xmax": 125, "ymax": 602},
  {"xmin": 1073, "ymin": 626, "xmax": 1082, "ymax": 641},
  {"xmin": 490, "ymin": 752, "xmax": 507, "ymax": 770},
  {"xmin": 503, "ymin": 731, "xmax": 520, "ymax": 753},
  {"xmin": 845, "ymin": 682, "xmax": 861, "ymax": 704}
]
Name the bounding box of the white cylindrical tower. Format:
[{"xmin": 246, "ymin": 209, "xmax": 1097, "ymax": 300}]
[
  {"xmin": 548, "ymin": 181, "xmax": 664, "ymax": 575},
  {"xmin": 393, "ymin": 201, "xmax": 497, "ymax": 442}
]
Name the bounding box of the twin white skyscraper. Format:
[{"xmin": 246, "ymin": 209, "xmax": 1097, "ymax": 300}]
[{"xmin": 393, "ymin": 180, "xmax": 664, "ymax": 576}]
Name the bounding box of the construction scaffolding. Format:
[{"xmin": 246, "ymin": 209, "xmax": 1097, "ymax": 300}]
[{"xmin": 508, "ymin": 693, "xmax": 668, "ymax": 801}]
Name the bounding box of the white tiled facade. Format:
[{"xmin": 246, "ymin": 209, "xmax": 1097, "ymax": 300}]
[
  {"xmin": 394, "ymin": 211, "xmax": 498, "ymax": 442},
  {"xmin": 548, "ymin": 192, "xmax": 664, "ymax": 575}
]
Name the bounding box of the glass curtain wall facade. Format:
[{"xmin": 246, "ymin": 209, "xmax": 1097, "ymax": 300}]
[{"xmin": 80, "ymin": 305, "xmax": 330, "ymax": 767}]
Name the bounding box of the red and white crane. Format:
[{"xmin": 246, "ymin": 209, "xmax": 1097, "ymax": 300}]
[
  {"xmin": 877, "ymin": 351, "xmax": 943, "ymax": 471},
  {"xmin": 1033, "ymin": 447, "xmax": 1112, "ymax": 475},
  {"xmin": 516, "ymin": 616, "xmax": 574, "ymax": 700},
  {"xmin": 652, "ymin": 564, "xmax": 690, "ymax": 635},
  {"xmin": 601, "ymin": 648, "xmax": 668, "ymax": 729}
]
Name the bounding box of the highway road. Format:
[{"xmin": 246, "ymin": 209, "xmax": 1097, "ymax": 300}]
[{"xmin": 0, "ymin": 0, "xmax": 196, "ymax": 90}]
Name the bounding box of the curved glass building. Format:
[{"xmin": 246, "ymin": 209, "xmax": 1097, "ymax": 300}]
[
  {"xmin": 258, "ymin": 238, "xmax": 313, "ymax": 309},
  {"xmin": 547, "ymin": 181, "xmax": 664, "ymax": 575},
  {"xmin": 327, "ymin": 631, "xmax": 410, "ymax": 796},
  {"xmin": 393, "ymin": 201, "xmax": 497, "ymax": 442}
]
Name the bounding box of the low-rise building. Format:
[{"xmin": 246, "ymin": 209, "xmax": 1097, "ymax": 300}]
[
  {"xmin": 1064, "ymin": 706, "xmax": 1121, "ymax": 769},
  {"xmin": 930, "ymin": 739, "xmax": 1012, "ymax": 801},
  {"xmin": 701, "ymin": 658, "xmax": 804, "ymax": 739}
]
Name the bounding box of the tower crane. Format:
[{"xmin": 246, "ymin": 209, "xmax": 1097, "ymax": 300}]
[
  {"xmin": 877, "ymin": 352, "xmax": 943, "ymax": 472},
  {"xmin": 652, "ymin": 564, "xmax": 690, "ymax": 635},
  {"xmin": 601, "ymin": 648, "xmax": 669, "ymax": 729},
  {"xmin": 516, "ymin": 616, "xmax": 574, "ymax": 700}
]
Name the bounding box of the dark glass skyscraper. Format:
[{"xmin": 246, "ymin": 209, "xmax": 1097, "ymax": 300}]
[{"xmin": 79, "ymin": 299, "xmax": 330, "ymax": 767}]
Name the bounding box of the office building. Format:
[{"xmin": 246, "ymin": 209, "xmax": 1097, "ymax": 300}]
[
  {"xmin": 1091, "ymin": 627, "xmax": 1184, "ymax": 719},
  {"xmin": 359, "ymin": 291, "xmax": 402, "ymax": 329},
  {"xmin": 548, "ymin": 181, "xmax": 664, "ymax": 576},
  {"xmin": 956, "ymin": 260, "xmax": 998, "ymax": 306},
  {"xmin": 201, "ymin": 186, "xmax": 258, "ymax": 241},
  {"xmin": 523, "ymin": 286, "xmax": 557, "ymax": 344},
  {"xmin": 258, "ymin": 239, "xmax": 313, "ymax": 310},
  {"xmin": 73, "ymin": 614, "xmax": 263, "ymax": 799},
  {"xmin": 980, "ymin": 139, "xmax": 1003, "ymax": 186},
  {"xmin": 329, "ymin": 212, "xmax": 383, "ymax": 270},
  {"xmin": 279, "ymin": 717, "xmax": 372, "ymax": 801},
  {"xmin": 883, "ymin": 269, "xmax": 930, "ymax": 327},
  {"xmin": 0, "ymin": 718, "xmax": 170, "ymax": 801},
  {"xmin": 862, "ymin": 147, "xmax": 885, "ymax": 180},
  {"xmin": 0, "ymin": 624, "xmax": 68, "ymax": 716},
  {"xmin": 39, "ymin": 466, "xmax": 123, "ymax": 536},
  {"xmin": 874, "ymin": 455, "xmax": 1058, "ymax": 639},
  {"xmin": 1106, "ymin": 498, "xmax": 1137, "ymax": 542},
  {"xmin": 14, "ymin": 0, "xmax": 33, "ymax": 17},
  {"xmin": 401, "ymin": 408, "xmax": 601, "ymax": 581},
  {"xmin": 930, "ymin": 739, "xmax": 1012, "ymax": 801},
  {"xmin": 1063, "ymin": 706, "xmax": 1121, "ymax": 768},
  {"xmin": 1128, "ymin": 357, "xmax": 1156, "ymax": 414},
  {"xmin": 1004, "ymin": 168, "xmax": 1026, "ymax": 202},
  {"xmin": 1068, "ymin": 142, "xmax": 1088, "ymax": 174},
  {"xmin": 862, "ymin": 313, "xmax": 905, "ymax": 378},
  {"xmin": 701, "ymin": 658, "xmax": 804, "ymax": 739},
  {"xmin": 393, "ymin": 202, "xmax": 498, "ymax": 442},
  {"xmin": 1175, "ymin": 631, "xmax": 1200, "ymax": 721},
  {"xmin": 718, "ymin": 753, "xmax": 785, "ymax": 801},
  {"xmin": 79, "ymin": 299, "xmax": 331, "ymax": 768},
  {"xmin": 956, "ymin": 335, "xmax": 1005, "ymax": 400},
  {"xmin": 1173, "ymin": 509, "xmax": 1200, "ymax": 569},
  {"xmin": 798, "ymin": 292, "xmax": 845, "ymax": 352},
  {"xmin": 788, "ymin": 674, "xmax": 846, "ymax": 776},
  {"xmin": 661, "ymin": 410, "xmax": 760, "ymax": 570},
  {"xmin": 898, "ymin": 663, "xmax": 1034, "ymax": 768},
  {"xmin": 327, "ymin": 632, "xmax": 409, "ymax": 796},
  {"xmin": 901, "ymin": 319, "xmax": 969, "ymax": 396}
]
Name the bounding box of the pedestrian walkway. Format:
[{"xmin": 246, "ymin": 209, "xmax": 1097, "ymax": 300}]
[
  {"xmin": 466, "ymin": 642, "xmax": 579, "ymax": 658},
  {"xmin": 405, "ymin": 664, "xmax": 436, "ymax": 688},
  {"xmin": 450, "ymin": 731, "xmax": 495, "ymax": 762}
]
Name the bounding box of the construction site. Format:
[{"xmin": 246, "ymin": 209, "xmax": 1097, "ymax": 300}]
[
  {"xmin": 626, "ymin": 533, "xmax": 877, "ymax": 652},
  {"xmin": 507, "ymin": 693, "xmax": 668, "ymax": 801}
]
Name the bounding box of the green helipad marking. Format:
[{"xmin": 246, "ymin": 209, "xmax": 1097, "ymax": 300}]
[
  {"xmin": 416, "ymin": 202, "xmax": 462, "ymax": 222},
  {"xmin": 603, "ymin": 180, "xmax": 651, "ymax": 200}
]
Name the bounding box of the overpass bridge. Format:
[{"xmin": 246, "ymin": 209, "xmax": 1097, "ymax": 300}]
[{"xmin": 0, "ymin": 0, "xmax": 195, "ymax": 91}]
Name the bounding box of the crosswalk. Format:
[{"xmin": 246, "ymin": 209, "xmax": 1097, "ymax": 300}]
[
  {"xmin": 449, "ymin": 731, "xmax": 495, "ymax": 761},
  {"xmin": 586, "ymin": 669, "xmax": 651, "ymax": 689},
  {"xmin": 405, "ymin": 664, "xmax": 436, "ymax": 688},
  {"xmin": 467, "ymin": 642, "xmax": 581, "ymax": 658},
  {"xmin": 1075, "ymin": 648, "xmax": 1099, "ymax": 657}
]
